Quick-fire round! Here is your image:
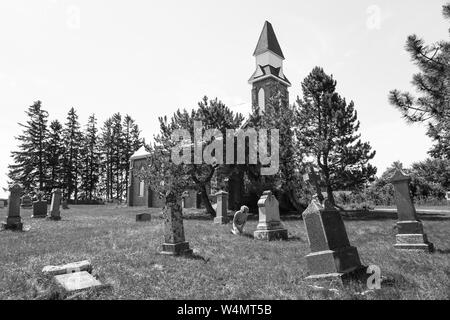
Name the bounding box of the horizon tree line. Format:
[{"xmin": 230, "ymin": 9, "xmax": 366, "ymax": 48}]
[{"xmin": 8, "ymin": 101, "xmax": 144, "ymax": 202}]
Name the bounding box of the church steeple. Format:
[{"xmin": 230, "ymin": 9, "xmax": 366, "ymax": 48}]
[
  {"xmin": 253, "ymin": 21, "xmax": 285, "ymax": 59},
  {"xmin": 249, "ymin": 21, "xmax": 290, "ymax": 114}
]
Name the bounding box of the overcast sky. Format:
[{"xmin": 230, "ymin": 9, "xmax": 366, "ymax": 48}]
[{"xmin": 0, "ymin": 0, "xmax": 448, "ymax": 191}]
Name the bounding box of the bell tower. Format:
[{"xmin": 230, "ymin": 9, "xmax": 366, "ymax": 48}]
[{"xmin": 249, "ymin": 21, "xmax": 291, "ymax": 114}]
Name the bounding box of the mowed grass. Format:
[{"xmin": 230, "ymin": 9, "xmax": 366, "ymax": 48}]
[{"xmin": 0, "ymin": 205, "xmax": 449, "ymax": 300}]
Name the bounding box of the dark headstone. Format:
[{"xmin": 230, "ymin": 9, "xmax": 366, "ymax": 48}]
[
  {"xmin": 20, "ymin": 195, "xmax": 33, "ymax": 209},
  {"xmin": 136, "ymin": 213, "xmax": 151, "ymax": 222},
  {"xmin": 214, "ymin": 190, "xmax": 229, "ymax": 224},
  {"xmin": 32, "ymin": 200, "xmax": 48, "ymax": 218},
  {"xmin": 161, "ymin": 193, "xmax": 192, "ymax": 256},
  {"xmin": 390, "ymin": 169, "xmax": 434, "ymax": 252},
  {"xmin": 302, "ymin": 200, "xmax": 365, "ymax": 281},
  {"xmin": 2, "ymin": 184, "xmax": 23, "ymax": 231}
]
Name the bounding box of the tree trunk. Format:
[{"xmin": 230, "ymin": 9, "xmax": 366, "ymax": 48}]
[{"xmin": 200, "ymin": 184, "xmax": 215, "ymax": 216}]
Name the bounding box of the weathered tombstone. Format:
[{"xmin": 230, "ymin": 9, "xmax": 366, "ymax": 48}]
[
  {"xmin": 1, "ymin": 184, "xmax": 23, "ymax": 231},
  {"xmin": 302, "ymin": 199, "xmax": 365, "ymax": 280},
  {"xmin": 161, "ymin": 193, "xmax": 193, "ymax": 256},
  {"xmin": 42, "ymin": 260, "xmax": 92, "ymax": 276},
  {"xmin": 231, "ymin": 205, "xmax": 249, "ymax": 235},
  {"xmin": 47, "ymin": 189, "xmax": 62, "ymax": 221},
  {"xmin": 253, "ymin": 191, "xmax": 288, "ymax": 240},
  {"xmin": 20, "ymin": 194, "xmax": 33, "ymax": 209},
  {"xmin": 54, "ymin": 271, "xmax": 103, "ymax": 292},
  {"xmin": 214, "ymin": 190, "xmax": 229, "ymax": 224},
  {"xmin": 62, "ymin": 199, "xmax": 69, "ymax": 210},
  {"xmin": 136, "ymin": 212, "xmax": 152, "ymax": 222},
  {"xmin": 390, "ymin": 169, "xmax": 434, "ymax": 252},
  {"xmin": 32, "ymin": 200, "xmax": 48, "ymax": 218}
]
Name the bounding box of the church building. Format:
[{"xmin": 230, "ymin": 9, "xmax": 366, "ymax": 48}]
[{"xmin": 128, "ymin": 21, "xmax": 292, "ymax": 211}]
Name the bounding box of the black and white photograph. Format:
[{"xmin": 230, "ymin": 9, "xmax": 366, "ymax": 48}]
[{"xmin": 0, "ymin": 0, "xmax": 449, "ymax": 308}]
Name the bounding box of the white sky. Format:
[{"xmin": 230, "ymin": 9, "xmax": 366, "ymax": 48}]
[{"xmin": 0, "ymin": 0, "xmax": 448, "ymax": 190}]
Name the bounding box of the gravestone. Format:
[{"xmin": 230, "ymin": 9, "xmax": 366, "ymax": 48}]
[
  {"xmin": 42, "ymin": 260, "xmax": 92, "ymax": 276},
  {"xmin": 0, "ymin": 200, "xmax": 4, "ymax": 209},
  {"xmin": 214, "ymin": 190, "xmax": 229, "ymax": 224},
  {"xmin": 62, "ymin": 199, "xmax": 69, "ymax": 210},
  {"xmin": 390, "ymin": 169, "xmax": 434, "ymax": 252},
  {"xmin": 20, "ymin": 195, "xmax": 33, "ymax": 209},
  {"xmin": 47, "ymin": 189, "xmax": 62, "ymax": 221},
  {"xmin": 1, "ymin": 184, "xmax": 23, "ymax": 231},
  {"xmin": 54, "ymin": 271, "xmax": 103, "ymax": 292},
  {"xmin": 254, "ymin": 191, "xmax": 288, "ymax": 240},
  {"xmin": 161, "ymin": 193, "xmax": 193, "ymax": 256},
  {"xmin": 302, "ymin": 199, "xmax": 366, "ymax": 280},
  {"xmin": 231, "ymin": 205, "xmax": 249, "ymax": 235},
  {"xmin": 32, "ymin": 200, "xmax": 48, "ymax": 218},
  {"xmin": 136, "ymin": 212, "xmax": 152, "ymax": 222}
]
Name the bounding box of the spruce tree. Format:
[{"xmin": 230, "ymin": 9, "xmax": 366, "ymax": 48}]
[
  {"xmin": 62, "ymin": 107, "xmax": 83, "ymax": 201},
  {"xmin": 9, "ymin": 101, "xmax": 49, "ymax": 193},
  {"xmin": 80, "ymin": 114, "xmax": 100, "ymax": 200},
  {"xmin": 46, "ymin": 120, "xmax": 65, "ymax": 193},
  {"xmin": 122, "ymin": 115, "xmax": 143, "ymax": 201},
  {"xmin": 99, "ymin": 118, "xmax": 113, "ymax": 201},
  {"xmin": 296, "ymin": 67, "xmax": 377, "ymax": 205}
]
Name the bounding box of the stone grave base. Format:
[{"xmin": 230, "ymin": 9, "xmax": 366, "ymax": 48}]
[
  {"xmin": 31, "ymin": 214, "xmax": 47, "ymax": 219},
  {"xmin": 395, "ymin": 234, "xmax": 434, "ymax": 252},
  {"xmin": 20, "ymin": 206, "xmax": 32, "ymax": 209},
  {"xmin": 161, "ymin": 241, "xmax": 193, "ymax": 256},
  {"xmin": 1, "ymin": 222, "xmax": 24, "ymax": 231},
  {"xmin": 306, "ymin": 265, "xmax": 369, "ymax": 284},
  {"xmin": 47, "ymin": 215, "xmax": 62, "ymax": 221},
  {"xmin": 213, "ymin": 216, "xmax": 229, "ymax": 224},
  {"xmin": 305, "ymin": 246, "xmax": 363, "ymax": 279},
  {"xmin": 254, "ymin": 228, "xmax": 288, "ymax": 241},
  {"xmin": 136, "ymin": 213, "xmax": 151, "ymax": 222}
]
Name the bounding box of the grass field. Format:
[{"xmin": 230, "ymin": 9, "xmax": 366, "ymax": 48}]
[{"xmin": 0, "ymin": 205, "xmax": 449, "ymax": 300}]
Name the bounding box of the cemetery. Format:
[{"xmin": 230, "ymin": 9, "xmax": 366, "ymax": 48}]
[{"xmin": 1, "ymin": 2, "xmax": 450, "ymax": 302}]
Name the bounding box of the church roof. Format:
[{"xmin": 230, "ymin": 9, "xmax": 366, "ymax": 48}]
[
  {"xmin": 253, "ymin": 21, "xmax": 285, "ymax": 59},
  {"xmin": 248, "ymin": 64, "xmax": 291, "ymax": 86},
  {"xmin": 130, "ymin": 146, "xmax": 151, "ymax": 161}
]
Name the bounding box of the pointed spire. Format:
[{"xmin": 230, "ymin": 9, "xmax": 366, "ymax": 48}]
[{"xmin": 253, "ymin": 21, "xmax": 285, "ymax": 59}]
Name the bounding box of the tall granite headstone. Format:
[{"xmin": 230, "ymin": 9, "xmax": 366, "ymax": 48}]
[
  {"xmin": 161, "ymin": 193, "xmax": 193, "ymax": 256},
  {"xmin": 302, "ymin": 199, "xmax": 365, "ymax": 280},
  {"xmin": 390, "ymin": 169, "xmax": 434, "ymax": 252},
  {"xmin": 48, "ymin": 189, "xmax": 62, "ymax": 221},
  {"xmin": 2, "ymin": 184, "xmax": 23, "ymax": 231},
  {"xmin": 214, "ymin": 190, "xmax": 229, "ymax": 224},
  {"xmin": 253, "ymin": 191, "xmax": 288, "ymax": 240}
]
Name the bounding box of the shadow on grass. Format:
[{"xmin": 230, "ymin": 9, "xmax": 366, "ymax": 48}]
[
  {"xmin": 183, "ymin": 253, "xmax": 210, "ymax": 263},
  {"xmin": 342, "ymin": 211, "xmax": 450, "ymax": 221},
  {"xmin": 436, "ymin": 248, "xmax": 450, "ymax": 254}
]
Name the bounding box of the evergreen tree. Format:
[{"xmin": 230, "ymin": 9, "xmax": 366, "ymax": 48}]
[
  {"xmin": 110, "ymin": 113, "xmax": 124, "ymax": 200},
  {"xmin": 62, "ymin": 107, "xmax": 83, "ymax": 201},
  {"xmin": 155, "ymin": 96, "xmax": 244, "ymax": 216},
  {"xmin": 9, "ymin": 101, "xmax": 49, "ymax": 193},
  {"xmin": 122, "ymin": 115, "xmax": 143, "ymax": 201},
  {"xmin": 99, "ymin": 118, "xmax": 114, "ymax": 201},
  {"xmin": 296, "ymin": 67, "xmax": 377, "ymax": 205},
  {"xmin": 46, "ymin": 120, "xmax": 65, "ymax": 193},
  {"xmin": 80, "ymin": 114, "xmax": 101, "ymax": 200},
  {"xmin": 389, "ymin": 3, "xmax": 450, "ymax": 159}
]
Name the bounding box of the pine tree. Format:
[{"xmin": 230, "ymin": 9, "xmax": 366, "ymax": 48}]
[
  {"xmin": 389, "ymin": 3, "xmax": 450, "ymax": 159},
  {"xmin": 62, "ymin": 107, "xmax": 83, "ymax": 201},
  {"xmin": 110, "ymin": 113, "xmax": 124, "ymax": 200},
  {"xmin": 9, "ymin": 101, "xmax": 49, "ymax": 193},
  {"xmin": 46, "ymin": 120, "xmax": 65, "ymax": 193},
  {"xmin": 99, "ymin": 118, "xmax": 113, "ymax": 201},
  {"xmin": 122, "ymin": 115, "xmax": 143, "ymax": 201},
  {"xmin": 296, "ymin": 67, "xmax": 377, "ymax": 205},
  {"xmin": 80, "ymin": 114, "xmax": 100, "ymax": 200}
]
